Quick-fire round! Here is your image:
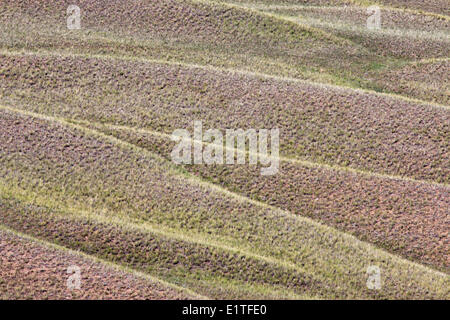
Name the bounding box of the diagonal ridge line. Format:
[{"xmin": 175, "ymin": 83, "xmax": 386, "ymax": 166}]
[
  {"xmin": 85, "ymin": 120, "xmax": 450, "ymax": 188},
  {"xmin": 0, "ymin": 48, "xmax": 448, "ymax": 111},
  {"xmin": 0, "ymin": 223, "xmax": 210, "ymax": 300},
  {"xmin": 0, "ymin": 103, "xmax": 448, "ymax": 279}
]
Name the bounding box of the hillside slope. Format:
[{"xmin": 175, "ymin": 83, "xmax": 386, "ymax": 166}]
[
  {"xmin": 2, "ymin": 0, "xmax": 448, "ymax": 103},
  {"xmin": 0, "ymin": 107, "xmax": 448, "ymax": 299},
  {"xmin": 0, "ymin": 0, "xmax": 448, "ymax": 299},
  {"xmin": 0, "ymin": 227, "xmax": 196, "ymax": 299}
]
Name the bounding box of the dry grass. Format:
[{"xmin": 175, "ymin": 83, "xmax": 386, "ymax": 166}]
[
  {"xmin": 82, "ymin": 121, "xmax": 450, "ymax": 271},
  {"xmin": 0, "ymin": 52, "xmax": 448, "ymax": 183},
  {"xmin": 0, "ymin": 227, "xmax": 196, "ymax": 300},
  {"xmin": 0, "ymin": 0, "xmax": 448, "ymax": 300},
  {"xmin": 0, "ymin": 107, "xmax": 448, "ymax": 299}
]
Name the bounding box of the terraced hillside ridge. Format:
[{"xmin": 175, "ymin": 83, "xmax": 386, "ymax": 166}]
[
  {"xmin": 0, "ymin": 53, "xmax": 448, "ymax": 183},
  {"xmin": 0, "ymin": 107, "xmax": 448, "ymax": 299},
  {"xmin": 0, "ymin": 0, "xmax": 449, "ymax": 300},
  {"xmin": 365, "ymin": 0, "xmax": 449, "ymax": 16},
  {"xmin": 0, "ymin": 227, "xmax": 196, "ymax": 300},
  {"xmin": 1, "ymin": 51, "xmax": 449, "ymax": 271},
  {"xmin": 249, "ymin": 3, "xmax": 449, "ymax": 58},
  {"xmin": 225, "ymin": 1, "xmax": 449, "ymax": 101},
  {"xmin": 213, "ymin": 1, "xmax": 449, "ymax": 102},
  {"xmin": 368, "ymin": 58, "xmax": 449, "ymax": 104},
  {"xmin": 1, "ymin": 0, "xmax": 448, "ymax": 104},
  {"xmin": 223, "ymin": 0, "xmax": 450, "ymax": 16},
  {"xmin": 81, "ymin": 120, "xmax": 450, "ymax": 271}
]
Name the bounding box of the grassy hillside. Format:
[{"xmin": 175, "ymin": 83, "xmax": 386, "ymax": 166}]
[
  {"xmin": 223, "ymin": 0, "xmax": 450, "ymax": 16},
  {"xmin": 1, "ymin": 0, "xmax": 448, "ymax": 104},
  {"xmin": 254, "ymin": 4, "xmax": 449, "ymax": 60},
  {"xmin": 83, "ymin": 120, "xmax": 449, "ymax": 271},
  {"xmin": 211, "ymin": 1, "xmax": 449, "ymax": 103},
  {"xmin": 1, "ymin": 53, "xmax": 448, "ymax": 182},
  {"xmin": 0, "ymin": 227, "xmax": 196, "ymax": 299},
  {"xmin": 0, "ymin": 107, "xmax": 448, "ymax": 299},
  {"xmin": 0, "ymin": 0, "xmax": 448, "ymax": 299}
]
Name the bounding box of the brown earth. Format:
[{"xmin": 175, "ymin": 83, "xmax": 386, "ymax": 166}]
[{"xmin": 0, "ymin": 229, "xmax": 192, "ymax": 300}]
